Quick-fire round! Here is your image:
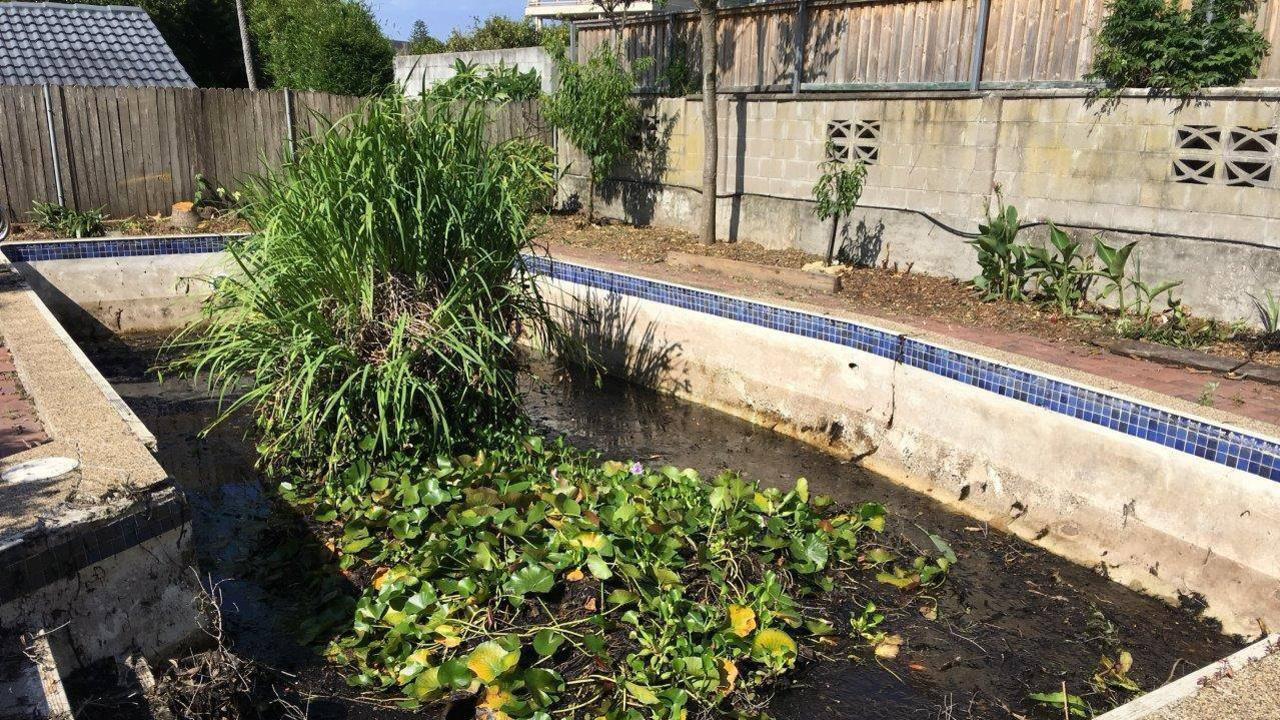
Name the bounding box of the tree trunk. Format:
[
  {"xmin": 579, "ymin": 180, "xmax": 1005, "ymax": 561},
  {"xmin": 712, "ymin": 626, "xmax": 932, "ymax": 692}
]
[
  {"xmin": 699, "ymin": 3, "xmax": 718, "ymax": 244},
  {"xmin": 588, "ymin": 174, "xmax": 596, "ymax": 223},
  {"xmin": 235, "ymin": 0, "xmax": 258, "ymax": 91}
]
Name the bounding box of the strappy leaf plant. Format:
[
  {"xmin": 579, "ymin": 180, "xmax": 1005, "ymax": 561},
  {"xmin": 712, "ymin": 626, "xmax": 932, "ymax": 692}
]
[{"xmin": 168, "ymin": 94, "xmax": 558, "ymax": 478}]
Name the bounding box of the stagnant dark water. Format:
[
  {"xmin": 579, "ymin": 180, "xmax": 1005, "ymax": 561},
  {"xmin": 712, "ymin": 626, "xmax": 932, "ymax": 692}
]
[{"xmin": 75, "ymin": 335, "xmax": 1241, "ymax": 720}]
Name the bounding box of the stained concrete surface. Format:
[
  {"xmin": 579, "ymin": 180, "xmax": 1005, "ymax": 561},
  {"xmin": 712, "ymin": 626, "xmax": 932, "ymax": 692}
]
[
  {"xmin": 0, "ymin": 270, "xmax": 167, "ymax": 544},
  {"xmin": 1146, "ymin": 648, "xmax": 1280, "ymax": 720}
]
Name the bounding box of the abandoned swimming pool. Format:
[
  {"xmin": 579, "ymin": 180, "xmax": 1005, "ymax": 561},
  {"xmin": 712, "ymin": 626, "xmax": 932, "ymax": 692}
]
[
  {"xmin": 55, "ymin": 333, "xmax": 1238, "ymax": 719},
  {"xmin": 2, "ymin": 234, "xmax": 1278, "ymax": 719}
]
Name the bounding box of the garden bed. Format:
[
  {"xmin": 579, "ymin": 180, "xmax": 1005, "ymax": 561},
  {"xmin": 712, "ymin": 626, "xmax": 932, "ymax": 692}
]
[
  {"xmin": 75, "ymin": 334, "xmax": 1242, "ymax": 720},
  {"xmin": 3, "ymin": 212, "xmax": 249, "ymax": 242},
  {"xmin": 537, "ymin": 215, "xmax": 1280, "ymax": 369}
]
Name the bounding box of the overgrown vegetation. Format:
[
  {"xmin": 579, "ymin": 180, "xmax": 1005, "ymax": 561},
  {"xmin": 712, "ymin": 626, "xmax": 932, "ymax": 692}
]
[
  {"xmin": 420, "ymin": 60, "xmax": 542, "ymax": 102},
  {"xmin": 543, "ymin": 42, "xmax": 645, "ymax": 221},
  {"xmin": 287, "ymin": 437, "xmax": 949, "ymax": 718},
  {"xmin": 1088, "ymin": 0, "xmax": 1269, "ymax": 97},
  {"xmin": 965, "ymin": 192, "xmax": 1242, "ymax": 348},
  {"xmin": 440, "ymin": 15, "xmax": 565, "ymax": 53},
  {"xmin": 168, "ymin": 60, "xmax": 961, "ymax": 720},
  {"xmin": 28, "ymin": 201, "xmax": 106, "ymax": 238},
  {"xmin": 168, "ymin": 94, "xmax": 557, "ymax": 477}
]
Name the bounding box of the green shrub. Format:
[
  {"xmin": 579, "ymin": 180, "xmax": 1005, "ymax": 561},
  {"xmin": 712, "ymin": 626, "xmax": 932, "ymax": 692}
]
[
  {"xmin": 29, "ymin": 202, "xmax": 106, "ymax": 238},
  {"xmin": 443, "ymin": 15, "xmax": 548, "ymax": 52},
  {"xmin": 291, "ymin": 437, "xmax": 948, "ymax": 718},
  {"xmin": 424, "ymin": 60, "xmax": 542, "ymax": 102},
  {"xmin": 1088, "ymin": 0, "xmax": 1269, "ymax": 96},
  {"xmin": 168, "ymin": 95, "xmax": 557, "ymax": 476},
  {"xmin": 544, "ymin": 43, "xmax": 644, "ymax": 220},
  {"xmin": 250, "ymin": 0, "xmax": 394, "ymax": 96}
]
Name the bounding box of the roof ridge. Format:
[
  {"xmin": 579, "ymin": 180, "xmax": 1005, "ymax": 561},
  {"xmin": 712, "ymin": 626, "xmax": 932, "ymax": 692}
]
[{"xmin": 0, "ymin": 2, "xmax": 148, "ymax": 14}]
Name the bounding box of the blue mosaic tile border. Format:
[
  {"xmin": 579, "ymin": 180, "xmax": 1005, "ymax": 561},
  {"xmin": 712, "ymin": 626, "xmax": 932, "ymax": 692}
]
[
  {"xmin": 4, "ymin": 238, "xmax": 1276, "ymax": 482},
  {"xmin": 1, "ymin": 234, "xmax": 232, "ymax": 262},
  {"xmin": 526, "ymin": 254, "xmax": 1280, "ymax": 483}
]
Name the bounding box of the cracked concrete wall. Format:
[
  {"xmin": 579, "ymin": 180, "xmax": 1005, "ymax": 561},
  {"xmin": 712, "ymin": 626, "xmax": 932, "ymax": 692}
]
[
  {"xmin": 0, "ymin": 525, "xmax": 203, "ymax": 671},
  {"xmin": 540, "ymin": 275, "xmax": 1280, "ymax": 637}
]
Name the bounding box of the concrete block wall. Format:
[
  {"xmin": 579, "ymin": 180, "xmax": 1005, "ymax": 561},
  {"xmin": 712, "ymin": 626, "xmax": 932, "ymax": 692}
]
[
  {"xmin": 560, "ymin": 89, "xmax": 1280, "ymax": 324},
  {"xmin": 395, "ymin": 47, "xmax": 556, "ymax": 95}
]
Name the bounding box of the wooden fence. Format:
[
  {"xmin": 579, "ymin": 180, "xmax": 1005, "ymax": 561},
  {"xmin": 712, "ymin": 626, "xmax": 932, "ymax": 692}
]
[
  {"xmin": 0, "ymin": 86, "xmax": 368, "ymax": 221},
  {"xmin": 576, "ymin": 0, "xmax": 1280, "ymax": 92}
]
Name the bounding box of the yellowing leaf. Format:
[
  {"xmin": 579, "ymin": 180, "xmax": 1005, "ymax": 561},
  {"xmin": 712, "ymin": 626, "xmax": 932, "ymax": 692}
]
[
  {"xmin": 625, "ymin": 681, "xmax": 660, "ymax": 705},
  {"xmin": 720, "ymin": 659, "xmax": 739, "ymax": 692},
  {"xmin": 480, "ymin": 685, "xmax": 512, "ymax": 710},
  {"xmin": 728, "ymin": 605, "xmax": 757, "ymax": 638},
  {"xmin": 371, "ymin": 567, "xmax": 391, "ymax": 590},
  {"xmin": 751, "ymin": 628, "xmax": 797, "ymax": 658},
  {"xmin": 467, "ymin": 641, "xmax": 520, "ymax": 684},
  {"xmin": 571, "ymin": 532, "xmax": 606, "ymax": 551}
]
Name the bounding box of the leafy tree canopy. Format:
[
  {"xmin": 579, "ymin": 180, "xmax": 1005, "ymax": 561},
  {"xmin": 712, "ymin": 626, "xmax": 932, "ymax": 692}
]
[
  {"xmin": 249, "ymin": 0, "xmax": 394, "ymax": 96},
  {"xmin": 407, "ymin": 20, "xmax": 445, "ymax": 55},
  {"xmin": 443, "ymin": 15, "xmax": 550, "ymax": 52},
  {"xmin": 1088, "ymin": 0, "xmax": 1269, "ymax": 96}
]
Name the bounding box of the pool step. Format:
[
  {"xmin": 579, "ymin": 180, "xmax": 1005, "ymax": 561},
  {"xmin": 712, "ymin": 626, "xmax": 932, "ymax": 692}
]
[{"xmin": 0, "ymin": 630, "xmax": 70, "ymax": 719}]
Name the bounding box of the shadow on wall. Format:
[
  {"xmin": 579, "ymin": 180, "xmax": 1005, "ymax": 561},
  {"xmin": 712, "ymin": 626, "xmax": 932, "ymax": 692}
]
[
  {"xmin": 839, "ymin": 219, "xmax": 885, "ymax": 267},
  {"xmin": 556, "ymin": 289, "xmax": 689, "ymax": 395},
  {"xmin": 600, "ymin": 99, "xmax": 678, "ymax": 227}
]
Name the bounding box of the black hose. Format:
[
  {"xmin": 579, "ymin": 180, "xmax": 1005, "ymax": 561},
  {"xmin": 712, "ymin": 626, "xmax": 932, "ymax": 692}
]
[{"xmin": 585, "ymin": 174, "xmax": 1280, "ymax": 252}]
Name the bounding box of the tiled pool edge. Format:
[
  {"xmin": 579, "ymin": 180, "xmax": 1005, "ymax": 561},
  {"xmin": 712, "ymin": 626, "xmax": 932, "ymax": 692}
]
[
  {"xmin": 525, "ymin": 254, "xmax": 1280, "ymax": 485},
  {"xmin": 7, "ymin": 235, "xmax": 1278, "ymax": 485}
]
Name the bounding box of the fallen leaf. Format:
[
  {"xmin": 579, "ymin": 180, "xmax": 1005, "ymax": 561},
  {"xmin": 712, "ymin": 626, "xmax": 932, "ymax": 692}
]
[
  {"xmin": 874, "ymin": 634, "xmax": 904, "ymax": 660},
  {"xmin": 566, "ymin": 568, "xmax": 585, "ymax": 582},
  {"xmin": 583, "ymin": 596, "xmax": 597, "ymax": 612}
]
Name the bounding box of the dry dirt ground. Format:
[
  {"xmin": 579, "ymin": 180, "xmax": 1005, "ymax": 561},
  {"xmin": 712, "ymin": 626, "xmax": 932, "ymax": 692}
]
[
  {"xmin": 5, "ymin": 212, "xmax": 250, "ymax": 241},
  {"xmin": 538, "ymin": 215, "xmax": 1280, "ymax": 369}
]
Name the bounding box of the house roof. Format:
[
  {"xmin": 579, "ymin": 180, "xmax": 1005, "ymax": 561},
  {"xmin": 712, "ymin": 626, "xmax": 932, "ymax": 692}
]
[{"xmin": 0, "ymin": 2, "xmax": 195, "ymax": 88}]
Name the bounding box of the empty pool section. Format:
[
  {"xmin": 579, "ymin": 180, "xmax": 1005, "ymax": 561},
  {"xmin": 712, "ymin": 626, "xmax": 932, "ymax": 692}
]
[
  {"xmin": 3, "ymin": 233, "xmax": 1279, "ymax": 716},
  {"xmin": 0, "ymin": 245, "xmax": 202, "ymax": 718},
  {"xmin": 530, "ymin": 252, "xmax": 1280, "ymax": 637}
]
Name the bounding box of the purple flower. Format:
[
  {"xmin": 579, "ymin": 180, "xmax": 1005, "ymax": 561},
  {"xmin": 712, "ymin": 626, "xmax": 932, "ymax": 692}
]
[{"xmin": 629, "ymin": 462, "xmax": 644, "ymax": 476}]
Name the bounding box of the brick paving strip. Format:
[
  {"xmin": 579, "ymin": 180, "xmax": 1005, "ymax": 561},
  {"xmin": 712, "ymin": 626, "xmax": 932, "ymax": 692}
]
[
  {"xmin": 544, "ymin": 241, "xmax": 1280, "ymax": 431},
  {"xmin": 0, "ymin": 343, "xmax": 49, "ymax": 459}
]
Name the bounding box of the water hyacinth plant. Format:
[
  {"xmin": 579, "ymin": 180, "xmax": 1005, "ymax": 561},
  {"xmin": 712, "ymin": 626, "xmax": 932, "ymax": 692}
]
[
  {"xmin": 294, "ymin": 437, "xmax": 936, "ymax": 719},
  {"xmin": 168, "ymin": 94, "xmax": 558, "ymax": 476}
]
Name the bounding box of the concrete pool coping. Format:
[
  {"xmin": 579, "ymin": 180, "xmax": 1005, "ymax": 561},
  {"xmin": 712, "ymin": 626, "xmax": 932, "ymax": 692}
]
[
  {"xmin": 1097, "ymin": 635, "xmax": 1280, "ymax": 719},
  {"xmin": 0, "ymin": 250, "xmax": 166, "ymax": 548}
]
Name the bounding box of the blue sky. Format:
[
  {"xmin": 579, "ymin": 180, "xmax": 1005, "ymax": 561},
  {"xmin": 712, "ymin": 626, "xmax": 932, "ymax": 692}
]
[{"xmin": 370, "ymin": 0, "xmax": 526, "ymax": 41}]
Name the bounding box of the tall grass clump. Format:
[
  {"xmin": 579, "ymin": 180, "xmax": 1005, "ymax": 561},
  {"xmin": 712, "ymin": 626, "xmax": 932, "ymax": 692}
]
[{"xmin": 169, "ymin": 95, "xmax": 557, "ymax": 478}]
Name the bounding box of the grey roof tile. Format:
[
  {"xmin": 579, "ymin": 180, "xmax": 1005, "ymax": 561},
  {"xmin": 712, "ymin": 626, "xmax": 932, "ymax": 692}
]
[{"xmin": 0, "ymin": 2, "xmax": 195, "ymax": 88}]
